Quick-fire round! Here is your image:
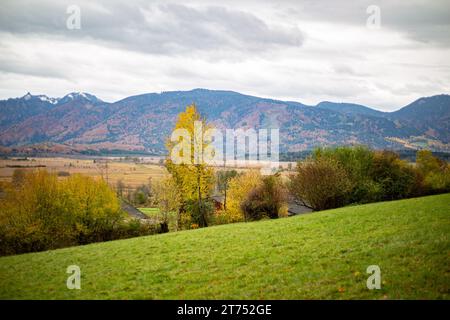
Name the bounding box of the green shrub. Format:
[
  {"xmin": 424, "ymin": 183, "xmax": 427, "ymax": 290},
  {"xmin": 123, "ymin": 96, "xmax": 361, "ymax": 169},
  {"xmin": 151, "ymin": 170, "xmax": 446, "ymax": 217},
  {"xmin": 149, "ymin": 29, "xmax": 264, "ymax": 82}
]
[
  {"xmin": 185, "ymin": 199, "xmax": 214, "ymax": 227},
  {"xmin": 290, "ymin": 158, "xmax": 352, "ymax": 211},
  {"xmin": 369, "ymin": 151, "xmax": 419, "ymax": 200},
  {"xmin": 289, "ymin": 147, "xmax": 448, "ymax": 212},
  {"xmin": 314, "ymin": 146, "xmax": 376, "ymax": 203},
  {"xmin": 113, "ymin": 219, "xmax": 163, "ymax": 239},
  {"xmin": 314, "ymin": 146, "xmax": 374, "ymax": 180},
  {"xmin": 416, "ymin": 150, "xmax": 446, "ymax": 175},
  {"xmin": 352, "ymin": 179, "xmax": 384, "ymax": 203},
  {"xmin": 424, "ymin": 171, "xmax": 450, "ymax": 193},
  {"xmin": 416, "ymin": 150, "xmax": 450, "ymax": 193}
]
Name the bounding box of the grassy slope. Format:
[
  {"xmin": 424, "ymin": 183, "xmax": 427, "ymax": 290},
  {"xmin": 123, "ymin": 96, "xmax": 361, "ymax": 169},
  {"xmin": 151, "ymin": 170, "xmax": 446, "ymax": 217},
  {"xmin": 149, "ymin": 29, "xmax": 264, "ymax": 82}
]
[{"xmin": 0, "ymin": 194, "xmax": 449, "ymax": 299}]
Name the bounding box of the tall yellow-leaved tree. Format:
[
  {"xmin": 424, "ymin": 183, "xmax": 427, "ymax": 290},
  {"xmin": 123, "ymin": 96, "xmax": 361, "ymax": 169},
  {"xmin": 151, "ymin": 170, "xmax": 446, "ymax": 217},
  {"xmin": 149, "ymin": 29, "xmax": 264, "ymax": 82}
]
[{"xmin": 165, "ymin": 104, "xmax": 215, "ymax": 227}]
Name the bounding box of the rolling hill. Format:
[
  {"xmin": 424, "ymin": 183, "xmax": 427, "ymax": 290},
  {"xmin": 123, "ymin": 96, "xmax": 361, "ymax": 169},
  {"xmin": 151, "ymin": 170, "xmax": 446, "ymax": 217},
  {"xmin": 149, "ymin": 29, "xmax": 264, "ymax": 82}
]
[
  {"xmin": 0, "ymin": 90, "xmax": 449, "ymax": 154},
  {"xmin": 0, "ymin": 193, "xmax": 449, "ymax": 299}
]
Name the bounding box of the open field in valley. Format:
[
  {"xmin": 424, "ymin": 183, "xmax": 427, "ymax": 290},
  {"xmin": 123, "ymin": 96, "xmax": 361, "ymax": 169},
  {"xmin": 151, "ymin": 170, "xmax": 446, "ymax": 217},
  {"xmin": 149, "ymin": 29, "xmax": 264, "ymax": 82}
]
[
  {"xmin": 0, "ymin": 156, "xmax": 297, "ymax": 189},
  {"xmin": 0, "ymin": 156, "xmax": 168, "ymax": 189}
]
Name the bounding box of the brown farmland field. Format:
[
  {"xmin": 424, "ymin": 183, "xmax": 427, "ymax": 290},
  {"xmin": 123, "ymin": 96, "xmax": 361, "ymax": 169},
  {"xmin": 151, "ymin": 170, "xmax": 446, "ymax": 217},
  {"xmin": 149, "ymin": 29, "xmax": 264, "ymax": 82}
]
[
  {"xmin": 0, "ymin": 156, "xmax": 296, "ymax": 191},
  {"xmin": 0, "ymin": 156, "xmax": 168, "ymax": 189}
]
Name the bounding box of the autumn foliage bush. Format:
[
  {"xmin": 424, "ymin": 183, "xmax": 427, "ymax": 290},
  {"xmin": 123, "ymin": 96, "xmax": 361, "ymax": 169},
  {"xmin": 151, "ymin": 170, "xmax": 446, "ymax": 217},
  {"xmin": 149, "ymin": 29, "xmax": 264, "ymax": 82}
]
[
  {"xmin": 240, "ymin": 175, "xmax": 287, "ymax": 221},
  {"xmin": 222, "ymin": 170, "xmax": 262, "ymax": 223},
  {"xmin": 0, "ymin": 170, "xmax": 160, "ymax": 256},
  {"xmin": 290, "ymin": 157, "xmax": 352, "ymax": 210}
]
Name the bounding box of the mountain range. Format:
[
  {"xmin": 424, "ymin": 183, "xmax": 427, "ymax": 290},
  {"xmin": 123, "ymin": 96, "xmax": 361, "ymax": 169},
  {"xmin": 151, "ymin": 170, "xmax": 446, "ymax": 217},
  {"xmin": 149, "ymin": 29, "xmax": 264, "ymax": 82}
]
[{"xmin": 0, "ymin": 89, "xmax": 449, "ymax": 155}]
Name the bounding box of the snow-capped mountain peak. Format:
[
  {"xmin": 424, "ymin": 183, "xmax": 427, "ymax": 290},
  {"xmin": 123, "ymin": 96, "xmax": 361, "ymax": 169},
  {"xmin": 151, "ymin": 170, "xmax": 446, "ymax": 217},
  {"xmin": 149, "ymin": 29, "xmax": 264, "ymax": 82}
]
[
  {"xmin": 37, "ymin": 95, "xmax": 58, "ymax": 104},
  {"xmin": 18, "ymin": 91, "xmax": 102, "ymax": 106},
  {"xmin": 22, "ymin": 92, "xmax": 33, "ymax": 101},
  {"xmin": 20, "ymin": 92, "xmax": 58, "ymax": 104},
  {"xmin": 60, "ymin": 92, "xmax": 99, "ymax": 103}
]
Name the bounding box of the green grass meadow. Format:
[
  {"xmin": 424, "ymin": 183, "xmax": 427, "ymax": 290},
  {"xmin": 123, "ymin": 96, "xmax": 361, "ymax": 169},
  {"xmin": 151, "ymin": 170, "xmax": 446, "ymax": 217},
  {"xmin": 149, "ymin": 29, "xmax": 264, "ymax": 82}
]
[
  {"xmin": 1, "ymin": 194, "xmax": 449, "ymax": 299},
  {"xmin": 138, "ymin": 207, "xmax": 160, "ymax": 217}
]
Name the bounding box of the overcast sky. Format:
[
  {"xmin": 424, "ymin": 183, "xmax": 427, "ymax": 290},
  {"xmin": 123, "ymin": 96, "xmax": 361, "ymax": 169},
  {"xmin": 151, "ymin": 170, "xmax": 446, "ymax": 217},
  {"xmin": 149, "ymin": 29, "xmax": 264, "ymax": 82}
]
[{"xmin": 0, "ymin": 0, "xmax": 449, "ymax": 111}]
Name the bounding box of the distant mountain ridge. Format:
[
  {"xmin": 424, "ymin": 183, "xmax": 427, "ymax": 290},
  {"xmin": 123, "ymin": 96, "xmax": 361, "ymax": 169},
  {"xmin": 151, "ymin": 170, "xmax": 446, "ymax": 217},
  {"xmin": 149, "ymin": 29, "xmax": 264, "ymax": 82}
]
[
  {"xmin": 316, "ymin": 101, "xmax": 385, "ymax": 117},
  {"xmin": 0, "ymin": 89, "xmax": 449, "ymax": 154}
]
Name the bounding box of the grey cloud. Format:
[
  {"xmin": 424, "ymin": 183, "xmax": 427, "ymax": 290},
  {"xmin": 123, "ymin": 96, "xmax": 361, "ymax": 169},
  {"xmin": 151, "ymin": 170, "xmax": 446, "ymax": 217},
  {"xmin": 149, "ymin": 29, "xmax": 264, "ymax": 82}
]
[
  {"xmin": 332, "ymin": 64, "xmax": 371, "ymax": 77},
  {"xmin": 380, "ymin": 0, "xmax": 450, "ymax": 46},
  {"xmin": 0, "ymin": 60, "xmax": 67, "ymax": 79},
  {"xmin": 0, "ymin": 0, "xmax": 304, "ymax": 56},
  {"xmin": 280, "ymin": 0, "xmax": 450, "ymax": 46},
  {"xmin": 0, "ymin": 44, "xmax": 68, "ymax": 79}
]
